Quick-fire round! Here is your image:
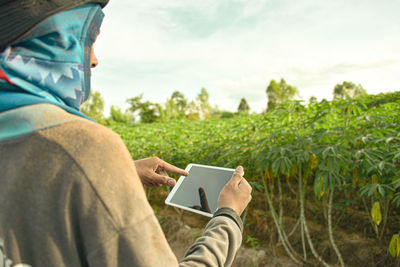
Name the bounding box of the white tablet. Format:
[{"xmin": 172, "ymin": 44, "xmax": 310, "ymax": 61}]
[{"xmin": 165, "ymin": 163, "xmax": 236, "ymax": 217}]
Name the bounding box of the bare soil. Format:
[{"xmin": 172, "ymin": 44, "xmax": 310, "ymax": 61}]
[{"xmin": 150, "ymin": 188, "xmax": 400, "ymax": 267}]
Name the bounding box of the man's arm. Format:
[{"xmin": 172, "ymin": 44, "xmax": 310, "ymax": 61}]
[
  {"xmin": 86, "ymin": 147, "xmax": 246, "ymax": 266},
  {"xmin": 180, "ymin": 208, "xmax": 243, "ymax": 266},
  {"xmin": 55, "ymin": 119, "xmax": 250, "ymax": 266}
]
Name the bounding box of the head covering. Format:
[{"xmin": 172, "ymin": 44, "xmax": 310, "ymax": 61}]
[
  {"xmin": 0, "ymin": 0, "xmax": 108, "ymax": 51},
  {"xmin": 0, "ymin": 3, "xmax": 104, "ymax": 119}
]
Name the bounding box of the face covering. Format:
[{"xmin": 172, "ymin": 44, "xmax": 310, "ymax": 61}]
[{"xmin": 0, "ymin": 3, "xmax": 104, "ymax": 119}]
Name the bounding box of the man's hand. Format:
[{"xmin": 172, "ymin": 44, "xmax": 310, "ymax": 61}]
[
  {"xmin": 217, "ymin": 166, "xmax": 252, "ymax": 216},
  {"xmin": 134, "ymin": 157, "xmax": 188, "ymax": 186}
]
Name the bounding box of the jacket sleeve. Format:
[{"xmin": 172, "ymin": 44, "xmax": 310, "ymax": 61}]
[
  {"xmin": 180, "ymin": 208, "xmax": 243, "ymax": 267},
  {"xmin": 63, "ymin": 121, "xmax": 244, "ymax": 266}
]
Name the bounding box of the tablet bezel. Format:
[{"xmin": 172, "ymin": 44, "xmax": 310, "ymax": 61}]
[{"xmin": 165, "ymin": 163, "xmax": 236, "ymax": 217}]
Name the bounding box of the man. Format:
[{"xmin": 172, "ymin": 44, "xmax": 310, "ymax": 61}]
[{"xmin": 0, "ymin": 1, "xmax": 252, "ymax": 266}]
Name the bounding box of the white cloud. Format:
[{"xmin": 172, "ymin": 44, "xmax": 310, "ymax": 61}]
[{"xmin": 92, "ymin": 0, "xmax": 400, "ymax": 115}]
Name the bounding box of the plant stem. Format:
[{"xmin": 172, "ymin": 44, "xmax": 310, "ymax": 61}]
[
  {"xmin": 362, "ymin": 197, "xmax": 379, "ymax": 238},
  {"xmin": 299, "ymin": 165, "xmax": 330, "ymax": 267},
  {"xmin": 286, "ymin": 175, "xmax": 297, "ymax": 195},
  {"xmin": 288, "ymin": 218, "xmax": 301, "ymax": 238},
  {"xmin": 278, "ymin": 176, "xmax": 284, "ymax": 242},
  {"xmin": 378, "ymin": 199, "xmax": 390, "ymax": 241},
  {"xmin": 261, "ymin": 173, "xmax": 303, "ymax": 265},
  {"xmin": 301, "ymin": 217, "xmax": 307, "ymax": 261},
  {"xmin": 327, "ymin": 188, "xmax": 345, "ymax": 267},
  {"xmin": 322, "ymin": 196, "xmax": 328, "ymax": 221}
]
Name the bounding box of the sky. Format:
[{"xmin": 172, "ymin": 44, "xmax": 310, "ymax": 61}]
[{"xmin": 92, "ymin": 0, "xmax": 400, "ymax": 114}]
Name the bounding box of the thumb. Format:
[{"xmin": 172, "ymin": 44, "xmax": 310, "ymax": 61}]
[
  {"xmin": 235, "ymin": 166, "xmax": 244, "ymax": 176},
  {"xmin": 230, "ymin": 166, "xmax": 244, "ymax": 183}
]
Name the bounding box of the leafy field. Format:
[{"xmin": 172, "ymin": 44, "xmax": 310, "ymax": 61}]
[{"xmin": 108, "ymin": 92, "xmax": 400, "ymax": 266}]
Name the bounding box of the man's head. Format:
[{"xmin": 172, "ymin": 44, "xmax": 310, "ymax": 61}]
[
  {"xmin": 0, "ymin": 0, "xmax": 109, "ymax": 51},
  {"xmin": 0, "ymin": 2, "xmax": 106, "ymax": 111},
  {"xmin": 91, "ymin": 45, "xmax": 99, "ymax": 69}
]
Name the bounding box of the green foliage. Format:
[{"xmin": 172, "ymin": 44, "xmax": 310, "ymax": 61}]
[
  {"xmin": 266, "ymin": 78, "xmax": 299, "ymax": 110},
  {"xmin": 171, "ymin": 91, "xmax": 187, "ymax": 111},
  {"xmin": 393, "ymin": 190, "xmax": 400, "ymax": 207},
  {"xmin": 127, "ymin": 94, "xmax": 162, "ymax": 123},
  {"xmin": 81, "ymin": 91, "xmax": 105, "ymax": 122},
  {"xmin": 313, "ymin": 175, "xmax": 325, "ymax": 199},
  {"xmin": 110, "ymin": 105, "xmax": 132, "ymax": 124},
  {"xmin": 238, "ymin": 97, "xmax": 250, "ymax": 113},
  {"xmin": 389, "ymin": 234, "xmax": 400, "ymax": 257},
  {"xmin": 111, "ymin": 91, "xmax": 399, "ymax": 191},
  {"xmin": 245, "ymin": 235, "xmax": 260, "ymax": 250},
  {"xmin": 219, "ymin": 111, "xmax": 235, "ymax": 119},
  {"xmin": 186, "ymin": 100, "xmax": 201, "ymax": 121},
  {"xmin": 109, "ymin": 91, "xmax": 400, "ymax": 259},
  {"xmin": 309, "ymin": 96, "xmax": 317, "ymax": 104},
  {"xmin": 126, "ymin": 89, "xmax": 213, "ymax": 123},
  {"xmin": 333, "ymin": 81, "xmax": 367, "ymax": 99},
  {"xmin": 371, "ymin": 201, "xmax": 382, "ymax": 226},
  {"xmin": 160, "ymin": 91, "xmax": 188, "ymax": 122}
]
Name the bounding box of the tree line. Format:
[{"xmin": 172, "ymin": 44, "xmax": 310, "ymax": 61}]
[{"xmin": 81, "ymin": 79, "xmax": 367, "ymax": 124}]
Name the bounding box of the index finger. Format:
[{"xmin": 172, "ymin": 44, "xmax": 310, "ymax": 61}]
[{"xmin": 158, "ymin": 160, "xmax": 189, "ymax": 176}]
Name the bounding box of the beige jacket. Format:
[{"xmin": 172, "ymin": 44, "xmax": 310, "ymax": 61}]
[{"xmin": 0, "ymin": 104, "xmax": 243, "ymax": 267}]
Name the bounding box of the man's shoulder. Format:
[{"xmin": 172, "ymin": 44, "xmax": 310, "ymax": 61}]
[
  {"xmin": 0, "ymin": 103, "xmax": 128, "ymax": 178},
  {"xmin": 35, "ymin": 104, "xmax": 125, "ymax": 156},
  {"xmin": 0, "ymin": 103, "xmax": 121, "ymax": 148}
]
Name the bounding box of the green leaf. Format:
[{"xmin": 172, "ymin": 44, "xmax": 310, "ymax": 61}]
[
  {"xmin": 392, "ymin": 179, "xmax": 400, "ymax": 189},
  {"xmin": 371, "ymin": 201, "xmax": 382, "ymax": 226},
  {"xmin": 249, "ymin": 181, "xmax": 263, "ymax": 192},
  {"xmin": 378, "ymin": 161, "xmax": 385, "ymax": 171},
  {"xmin": 377, "ymin": 185, "xmax": 385, "ymax": 197},
  {"xmin": 393, "ymin": 193, "xmax": 400, "ymax": 208},
  {"xmin": 398, "ymin": 236, "xmax": 400, "ymax": 258},
  {"xmin": 314, "ymin": 176, "xmax": 324, "ymax": 199},
  {"xmin": 389, "ymin": 234, "xmax": 400, "ymax": 258}
]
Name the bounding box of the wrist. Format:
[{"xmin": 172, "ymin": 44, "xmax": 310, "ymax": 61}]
[{"xmin": 213, "ymin": 207, "xmax": 243, "ymax": 233}]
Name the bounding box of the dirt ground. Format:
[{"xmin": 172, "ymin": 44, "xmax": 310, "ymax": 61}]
[
  {"xmin": 159, "ymin": 211, "xmax": 298, "ymax": 267},
  {"xmin": 150, "ymin": 188, "xmax": 400, "ymax": 267}
]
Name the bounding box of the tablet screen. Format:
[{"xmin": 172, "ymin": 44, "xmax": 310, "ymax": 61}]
[{"xmin": 165, "ymin": 164, "xmax": 235, "ymax": 217}]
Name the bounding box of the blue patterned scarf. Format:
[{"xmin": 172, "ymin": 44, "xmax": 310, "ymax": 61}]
[{"xmin": 0, "ymin": 3, "xmax": 104, "ymax": 119}]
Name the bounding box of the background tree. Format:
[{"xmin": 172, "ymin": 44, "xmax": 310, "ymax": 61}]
[
  {"xmin": 209, "ymin": 104, "xmax": 225, "ymax": 119},
  {"xmin": 80, "ymin": 91, "xmax": 105, "ymax": 123},
  {"xmin": 309, "ymin": 96, "xmax": 317, "ymax": 104},
  {"xmin": 237, "ymin": 97, "xmax": 250, "ymax": 114},
  {"xmin": 127, "ymin": 94, "xmax": 162, "ymax": 123},
  {"xmin": 219, "ymin": 111, "xmax": 235, "ymax": 118},
  {"xmin": 162, "ymin": 91, "xmax": 188, "ymax": 121},
  {"xmin": 110, "ymin": 105, "xmax": 132, "ymax": 124},
  {"xmin": 196, "ymin": 88, "xmax": 211, "ymax": 119},
  {"xmin": 266, "ymin": 78, "xmax": 299, "ymax": 110},
  {"xmin": 171, "ymin": 91, "xmax": 187, "ymax": 113},
  {"xmin": 333, "ymin": 81, "xmax": 367, "ymax": 99},
  {"xmin": 186, "ymin": 100, "xmax": 200, "ymax": 120}
]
